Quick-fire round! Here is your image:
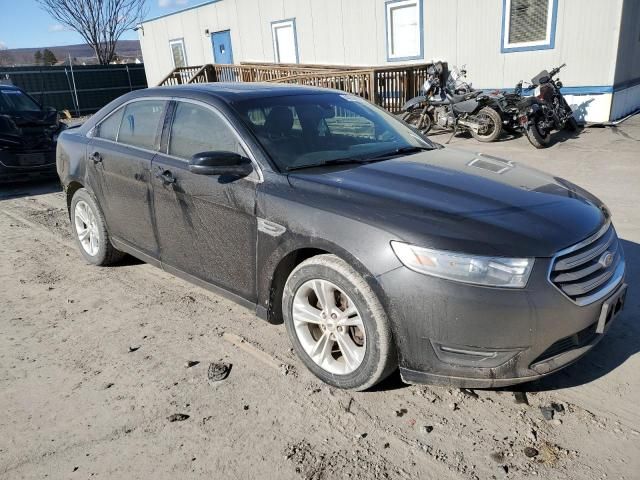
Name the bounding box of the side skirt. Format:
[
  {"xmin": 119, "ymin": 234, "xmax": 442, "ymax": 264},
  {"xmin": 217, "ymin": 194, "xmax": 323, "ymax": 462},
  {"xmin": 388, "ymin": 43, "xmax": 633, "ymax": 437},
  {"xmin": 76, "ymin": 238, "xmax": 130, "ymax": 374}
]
[{"xmin": 111, "ymin": 236, "xmax": 262, "ymax": 318}]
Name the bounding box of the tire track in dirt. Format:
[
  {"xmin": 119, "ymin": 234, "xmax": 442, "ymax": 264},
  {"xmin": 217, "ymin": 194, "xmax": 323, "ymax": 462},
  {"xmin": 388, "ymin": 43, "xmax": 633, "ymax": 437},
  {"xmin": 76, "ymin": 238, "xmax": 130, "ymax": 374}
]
[{"xmin": 2, "ymin": 194, "xmax": 638, "ymax": 480}]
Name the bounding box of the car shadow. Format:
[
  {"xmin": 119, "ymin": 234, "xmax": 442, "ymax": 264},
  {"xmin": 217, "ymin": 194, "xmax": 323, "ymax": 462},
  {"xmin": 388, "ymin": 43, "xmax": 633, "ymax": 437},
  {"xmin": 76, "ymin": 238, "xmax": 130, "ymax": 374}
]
[
  {"xmin": 500, "ymin": 238, "xmax": 639, "ymax": 393},
  {"xmin": 0, "ymin": 178, "xmax": 62, "ymax": 201}
]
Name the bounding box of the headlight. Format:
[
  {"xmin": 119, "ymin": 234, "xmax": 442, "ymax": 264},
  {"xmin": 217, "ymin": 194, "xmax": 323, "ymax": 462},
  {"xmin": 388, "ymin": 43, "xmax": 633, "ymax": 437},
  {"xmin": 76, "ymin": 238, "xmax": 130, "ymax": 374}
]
[{"xmin": 391, "ymin": 241, "xmax": 534, "ymax": 288}]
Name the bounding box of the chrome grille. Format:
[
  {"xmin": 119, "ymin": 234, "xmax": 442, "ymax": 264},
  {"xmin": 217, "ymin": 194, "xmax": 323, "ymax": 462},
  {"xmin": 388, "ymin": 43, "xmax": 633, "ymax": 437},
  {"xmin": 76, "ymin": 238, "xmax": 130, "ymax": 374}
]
[{"xmin": 549, "ymin": 223, "xmax": 624, "ymax": 305}]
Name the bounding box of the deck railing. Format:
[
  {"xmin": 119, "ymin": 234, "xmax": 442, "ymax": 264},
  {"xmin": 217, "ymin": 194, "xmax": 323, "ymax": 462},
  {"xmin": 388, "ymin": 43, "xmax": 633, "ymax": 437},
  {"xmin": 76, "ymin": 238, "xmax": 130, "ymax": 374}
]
[{"xmin": 158, "ymin": 62, "xmax": 442, "ymax": 113}]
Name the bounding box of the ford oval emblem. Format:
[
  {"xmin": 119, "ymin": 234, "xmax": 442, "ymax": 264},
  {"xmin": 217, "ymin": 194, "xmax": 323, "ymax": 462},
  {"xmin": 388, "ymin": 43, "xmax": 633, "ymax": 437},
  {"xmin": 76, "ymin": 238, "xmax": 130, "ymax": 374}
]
[{"xmin": 600, "ymin": 252, "xmax": 614, "ymax": 268}]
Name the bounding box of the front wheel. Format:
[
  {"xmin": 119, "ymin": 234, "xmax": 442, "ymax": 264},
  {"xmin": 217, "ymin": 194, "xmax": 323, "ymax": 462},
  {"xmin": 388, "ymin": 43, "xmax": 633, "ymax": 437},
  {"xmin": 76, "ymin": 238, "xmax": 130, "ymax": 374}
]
[
  {"xmin": 401, "ymin": 108, "xmax": 432, "ymax": 134},
  {"xmin": 282, "ymin": 254, "xmax": 397, "ymax": 391},
  {"xmin": 470, "ymin": 106, "xmax": 502, "ymax": 142},
  {"xmin": 525, "ymin": 117, "xmax": 551, "ymax": 148}
]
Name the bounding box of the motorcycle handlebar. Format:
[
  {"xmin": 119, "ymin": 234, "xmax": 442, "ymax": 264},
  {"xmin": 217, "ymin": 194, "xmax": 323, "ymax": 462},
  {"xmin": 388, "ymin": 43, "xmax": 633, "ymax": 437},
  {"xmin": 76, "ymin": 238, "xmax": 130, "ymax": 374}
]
[{"xmin": 549, "ymin": 63, "xmax": 566, "ymax": 78}]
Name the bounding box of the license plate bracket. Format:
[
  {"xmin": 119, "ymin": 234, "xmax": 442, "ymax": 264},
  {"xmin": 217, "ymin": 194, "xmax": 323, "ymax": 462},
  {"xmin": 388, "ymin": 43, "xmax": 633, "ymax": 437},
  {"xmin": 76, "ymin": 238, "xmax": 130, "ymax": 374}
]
[{"xmin": 596, "ymin": 284, "xmax": 627, "ymax": 334}]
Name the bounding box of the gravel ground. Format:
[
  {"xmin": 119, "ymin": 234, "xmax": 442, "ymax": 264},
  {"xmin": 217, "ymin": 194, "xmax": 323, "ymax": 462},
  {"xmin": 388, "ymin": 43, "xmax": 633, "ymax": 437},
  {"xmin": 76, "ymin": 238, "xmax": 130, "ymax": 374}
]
[{"xmin": 0, "ymin": 118, "xmax": 639, "ymax": 480}]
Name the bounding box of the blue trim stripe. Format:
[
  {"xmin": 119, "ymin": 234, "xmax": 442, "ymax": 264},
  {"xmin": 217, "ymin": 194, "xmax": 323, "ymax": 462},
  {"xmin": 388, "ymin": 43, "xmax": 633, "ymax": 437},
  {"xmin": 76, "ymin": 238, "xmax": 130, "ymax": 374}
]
[
  {"xmin": 142, "ymin": 0, "xmax": 221, "ymax": 24},
  {"xmin": 501, "ymin": 0, "xmax": 558, "ymax": 53},
  {"xmin": 613, "ymin": 76, "xmax": 640, "ymax": 91},
  {"xmin": 385, "ymin": 0, "xmax": 424, "ymax": 62},
  {"xmin": 480, "ymin": 85, "xmax": 614, "ymax": 95}
]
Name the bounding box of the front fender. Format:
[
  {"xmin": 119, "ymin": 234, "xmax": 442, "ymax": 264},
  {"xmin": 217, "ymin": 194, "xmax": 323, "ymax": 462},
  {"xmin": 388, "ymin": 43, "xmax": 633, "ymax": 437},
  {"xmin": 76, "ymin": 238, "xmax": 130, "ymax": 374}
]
[{"xmin": 401, "ymin": 95, "xmax": 427, "ymax": 112}]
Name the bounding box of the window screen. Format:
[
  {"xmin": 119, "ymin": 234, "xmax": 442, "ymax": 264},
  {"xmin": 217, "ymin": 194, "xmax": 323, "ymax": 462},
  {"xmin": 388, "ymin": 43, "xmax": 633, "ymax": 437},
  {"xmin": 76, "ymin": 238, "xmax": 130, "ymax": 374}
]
[
  {"xmin": 170, "ymin": 40, "xmax": 186, "ymax": 68},
  {"xmin": 272, "ymin": 20, "xmax": 298, "ymax": 63},
  {"xmin": 96, "ymin": 107, "xmax": 124, "ymax": 141},
  {"xmin": 508, "ymin": 0, "xmax": 549, "ymax": 44},
  {"xmin": 389, "ymin": 4, "xmax": 419, "ymax": 57},
  {"xmin": 168, "ymin": 102, "xmax": 240, "ymax": 160},
  {"xmin": 117, "ymin": 100, "xmax": 166, "ymax": 150}
]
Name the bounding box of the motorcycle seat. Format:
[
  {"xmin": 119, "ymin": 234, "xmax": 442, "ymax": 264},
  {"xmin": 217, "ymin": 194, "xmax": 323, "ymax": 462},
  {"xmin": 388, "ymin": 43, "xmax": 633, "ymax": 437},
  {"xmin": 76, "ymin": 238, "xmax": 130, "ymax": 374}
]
[{"xmin": 450, "ymin": 90, "xmax": 481, "ymax": 103}]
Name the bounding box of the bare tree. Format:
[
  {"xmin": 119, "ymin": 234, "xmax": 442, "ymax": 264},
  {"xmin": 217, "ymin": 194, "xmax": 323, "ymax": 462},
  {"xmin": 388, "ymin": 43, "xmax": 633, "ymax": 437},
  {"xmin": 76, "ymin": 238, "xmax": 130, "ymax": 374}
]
[{"xmin": 36, "ymin": 0, "xmax": 147, "ymax": 64}]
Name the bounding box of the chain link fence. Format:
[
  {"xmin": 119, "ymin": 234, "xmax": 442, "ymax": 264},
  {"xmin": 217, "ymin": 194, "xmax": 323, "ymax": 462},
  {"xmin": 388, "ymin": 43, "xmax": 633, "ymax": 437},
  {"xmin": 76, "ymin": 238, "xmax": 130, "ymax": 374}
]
[{"xmin": 0, "ymin": 63, "xmax": 147, "ymax": 116}]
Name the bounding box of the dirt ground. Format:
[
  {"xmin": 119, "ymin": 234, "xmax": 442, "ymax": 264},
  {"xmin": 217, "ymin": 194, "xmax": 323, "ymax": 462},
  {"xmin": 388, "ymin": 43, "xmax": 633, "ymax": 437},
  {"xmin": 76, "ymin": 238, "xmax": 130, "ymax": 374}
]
[{"xmin": 1, "ymin": 118, "xmax": 639, "ymax": 480}]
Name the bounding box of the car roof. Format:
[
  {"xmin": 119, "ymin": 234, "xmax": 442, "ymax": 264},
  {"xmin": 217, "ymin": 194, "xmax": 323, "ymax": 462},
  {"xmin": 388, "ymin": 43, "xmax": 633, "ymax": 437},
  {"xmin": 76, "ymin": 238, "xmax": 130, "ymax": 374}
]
[
  {"xmin": 141, "ymin": 82, "xmax": 338, "ymax": 104},
  {"xmin": 0, "ymin": 84, "xmax": 21, "ymax": 91}
]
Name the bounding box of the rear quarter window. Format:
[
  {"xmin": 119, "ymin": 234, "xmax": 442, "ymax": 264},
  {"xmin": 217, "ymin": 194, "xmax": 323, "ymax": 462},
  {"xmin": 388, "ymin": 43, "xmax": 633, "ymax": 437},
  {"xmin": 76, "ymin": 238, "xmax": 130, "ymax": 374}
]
[{"xmin": 95, "ymin": 107, "xmax": 124, "ymax": 141}]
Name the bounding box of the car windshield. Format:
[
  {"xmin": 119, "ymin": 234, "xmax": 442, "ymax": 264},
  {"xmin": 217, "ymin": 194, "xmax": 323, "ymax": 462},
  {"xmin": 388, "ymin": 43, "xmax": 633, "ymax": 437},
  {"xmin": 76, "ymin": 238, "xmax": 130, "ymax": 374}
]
[
  {"xmin": 231, "ymin": 92, "xmax": 434, "ymax": 171},
  {"xmin": 0, "ymin": 88, "xmax": 42, "ymax": 113}
]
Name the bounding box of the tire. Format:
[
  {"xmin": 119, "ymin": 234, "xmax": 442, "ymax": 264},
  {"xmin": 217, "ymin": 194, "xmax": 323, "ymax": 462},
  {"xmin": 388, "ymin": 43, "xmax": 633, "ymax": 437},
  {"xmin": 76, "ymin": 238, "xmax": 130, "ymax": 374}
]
[
  {"xmin": 470, "ymin": 106, "xmax": 502, "ymax": 142},
  {"xmin": 525, "ymin": 118, "xmax": 551, "ymax": 148},
  {"xmin": 70, "ymin": 188, "xmax": 124, "ymax": 266},
  {"xmin": 282, "ymin": 254, "xmax": 397, "ymax": 391},
  {"xmin": 401, "ymin": 109, "xmax": 432, "ymax": 134},
  {"xmin": 565, "ymin": 116, "xmax": 578, "ymax": 132}
]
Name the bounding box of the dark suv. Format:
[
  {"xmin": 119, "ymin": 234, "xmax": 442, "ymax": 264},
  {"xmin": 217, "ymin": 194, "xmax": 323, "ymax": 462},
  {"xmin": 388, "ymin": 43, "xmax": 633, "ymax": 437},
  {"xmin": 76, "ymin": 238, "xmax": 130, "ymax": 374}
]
[
  {"xmin": 0, "ymin": 84, "xmax": 65, "ymax": 182},
  {"xmin": 56, "ymin": 83, "xmax": 627, "ymax": 390}
]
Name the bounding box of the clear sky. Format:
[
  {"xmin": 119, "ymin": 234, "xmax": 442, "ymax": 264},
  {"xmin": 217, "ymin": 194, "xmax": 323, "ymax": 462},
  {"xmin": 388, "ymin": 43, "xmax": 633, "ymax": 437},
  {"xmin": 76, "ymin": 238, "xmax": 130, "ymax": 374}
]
[{"xmin": 0, "ymin": 0, "xmax": 200, "ymax": 49}]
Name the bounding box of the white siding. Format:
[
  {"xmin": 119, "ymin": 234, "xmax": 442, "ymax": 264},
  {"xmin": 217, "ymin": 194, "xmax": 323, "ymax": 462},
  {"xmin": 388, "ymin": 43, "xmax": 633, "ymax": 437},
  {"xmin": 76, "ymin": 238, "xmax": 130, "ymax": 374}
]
[{"xmin": 139, "ymin": 0, "xmax": 626, "ymax": 121}]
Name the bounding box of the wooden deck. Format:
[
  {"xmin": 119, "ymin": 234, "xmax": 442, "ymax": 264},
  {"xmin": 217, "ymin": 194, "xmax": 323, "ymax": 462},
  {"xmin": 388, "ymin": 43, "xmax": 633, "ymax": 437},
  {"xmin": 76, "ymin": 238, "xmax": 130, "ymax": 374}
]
[{"xmin": 157, "ymin": 61, "xmax": 442, "ymax": 113}]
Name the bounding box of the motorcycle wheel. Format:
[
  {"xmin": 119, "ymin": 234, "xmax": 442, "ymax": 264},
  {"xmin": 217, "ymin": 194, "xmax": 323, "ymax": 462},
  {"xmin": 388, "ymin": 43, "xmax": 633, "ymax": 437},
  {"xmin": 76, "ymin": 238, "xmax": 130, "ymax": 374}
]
[
  {"xmin": 470, "ymin": 107, "xmax": 502, "ymax": 142},
  {"xmin": 525, "ymin": 120, "xmax": 551, "ymax": 148},
  {"xmin": 561, "ymin": 97, "xmax": 578, "ymax": 132},
  {"xmin": 565, "ymin": 116, "xmax": 578, "ymax": 132},
  {"xmin": 401, "ymin": 109, "xmax": 432, "ymax": 134}
]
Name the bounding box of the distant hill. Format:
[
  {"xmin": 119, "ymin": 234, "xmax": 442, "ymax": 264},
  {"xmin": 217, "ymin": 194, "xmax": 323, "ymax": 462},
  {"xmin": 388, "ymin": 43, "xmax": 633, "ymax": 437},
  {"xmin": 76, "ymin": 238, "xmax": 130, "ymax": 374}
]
[{"xmin": 2, "ymin": 40, "xmax": 142, "ymax": 65}]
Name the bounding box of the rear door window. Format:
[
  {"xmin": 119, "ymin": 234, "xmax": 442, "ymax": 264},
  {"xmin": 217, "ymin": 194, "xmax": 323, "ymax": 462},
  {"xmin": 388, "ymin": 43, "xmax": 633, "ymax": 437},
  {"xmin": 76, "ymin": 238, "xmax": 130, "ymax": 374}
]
[{"xmin": 117, "ymin": 100, "xmax": 167, "ymax": 150}]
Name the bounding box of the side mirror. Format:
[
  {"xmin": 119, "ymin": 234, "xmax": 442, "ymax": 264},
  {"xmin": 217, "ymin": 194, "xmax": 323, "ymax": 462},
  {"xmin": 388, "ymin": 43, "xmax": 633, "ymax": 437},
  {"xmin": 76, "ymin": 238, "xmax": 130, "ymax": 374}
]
[{"xmin": 189, "ymin": 151, "xmax": 253, "ymax": 176}]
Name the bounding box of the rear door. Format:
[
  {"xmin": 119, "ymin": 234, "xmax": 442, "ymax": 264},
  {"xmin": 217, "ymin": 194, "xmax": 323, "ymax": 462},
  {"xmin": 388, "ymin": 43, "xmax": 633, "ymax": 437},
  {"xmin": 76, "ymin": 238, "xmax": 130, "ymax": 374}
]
[
  {"xmin": 151, "ymin": 99, "xmax": 259, "ymax": 301},
  {"xmin": 89, "ymin": 99, "xmax": 168, "ymax": 257}
]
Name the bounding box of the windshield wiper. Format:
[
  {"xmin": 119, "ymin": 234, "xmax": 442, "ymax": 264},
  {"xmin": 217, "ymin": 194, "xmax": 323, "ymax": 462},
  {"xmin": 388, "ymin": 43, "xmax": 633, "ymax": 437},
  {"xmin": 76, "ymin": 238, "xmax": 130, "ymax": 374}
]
[
  {"xmin": 368, "ymin": 145, "xmax": 434, "ymax": 160},
  {"xmin": 285, "ymin": 146, "xmax": 434, "ymax": 172},
  {"xmin": 286, "ymin": 157, "xmax": 369, "ymax": 171}
]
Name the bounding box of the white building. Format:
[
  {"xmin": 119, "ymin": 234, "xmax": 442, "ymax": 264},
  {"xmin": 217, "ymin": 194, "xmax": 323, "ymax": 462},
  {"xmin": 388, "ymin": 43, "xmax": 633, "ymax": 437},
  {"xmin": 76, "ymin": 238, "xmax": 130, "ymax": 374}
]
[{"xmin": 138, "ymin": 0, "xmax": 640, "ymax": 122}]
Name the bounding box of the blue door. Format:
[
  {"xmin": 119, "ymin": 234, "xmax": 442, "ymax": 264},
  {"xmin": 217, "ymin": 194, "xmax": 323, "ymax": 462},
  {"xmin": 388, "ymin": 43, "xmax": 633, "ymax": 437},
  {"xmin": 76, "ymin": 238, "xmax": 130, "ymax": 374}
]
[{"xmin": 211, "ymin": 30, "xmax": 235, "ymax": 81}]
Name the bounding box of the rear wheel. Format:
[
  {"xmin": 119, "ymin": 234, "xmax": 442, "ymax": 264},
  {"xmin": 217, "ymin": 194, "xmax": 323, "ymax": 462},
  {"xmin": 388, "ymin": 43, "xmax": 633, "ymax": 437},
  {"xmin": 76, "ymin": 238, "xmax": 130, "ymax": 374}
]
[
  {"xmin": 565, "ymin": 116, "xmax": 579, "ymax": 132},
  {"xmin": 470, "ymin": 106, "xmax": 502, "ymax": 142},
  {"xmin": 282, "ymin": 254, "xmax": 396, "ymax": 391},
  {"xmin": 525, "ymin": 117, "xmax": 551, "ymax": 148},
  {"xmin": 401, "ymin": 108, "xmax": 432, "ymax": 134},
  {"xmin": 70, "ymin": 188, "xmax": 124, "ymax": 266}
]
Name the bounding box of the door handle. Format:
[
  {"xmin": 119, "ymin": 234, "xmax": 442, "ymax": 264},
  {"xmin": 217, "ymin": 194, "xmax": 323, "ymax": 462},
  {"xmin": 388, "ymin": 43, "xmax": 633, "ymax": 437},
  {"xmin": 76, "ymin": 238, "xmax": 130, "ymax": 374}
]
[
  {"xmin": 156, "ymin": 169, "xmax": 177, "ymax": 185},
  {"xmin": 90, "ymin": 151, "xmax": 102, "ymax": 164}
]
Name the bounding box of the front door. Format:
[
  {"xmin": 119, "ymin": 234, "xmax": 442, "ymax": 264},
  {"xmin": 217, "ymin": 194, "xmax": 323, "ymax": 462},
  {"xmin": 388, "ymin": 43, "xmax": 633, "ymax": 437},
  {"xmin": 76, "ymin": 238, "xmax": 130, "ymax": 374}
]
[
  {"xmin": 212, "ymin": 30, "xmax": 233, "ymax": 64},
  {"xmin": 151, "ymin": 100, "xmax": 258, "ymax": 301},
  {"xmin": 89, "ymin": 99, "xmax": 168, "ymax": 257},
  {"xmin": 211, "ymin": 30, "xmax": 235, "ymax": 82}
]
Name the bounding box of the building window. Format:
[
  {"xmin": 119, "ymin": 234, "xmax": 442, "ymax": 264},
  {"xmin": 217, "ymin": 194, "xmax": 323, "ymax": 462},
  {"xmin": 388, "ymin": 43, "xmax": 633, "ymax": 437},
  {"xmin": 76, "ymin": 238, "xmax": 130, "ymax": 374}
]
[
  {"xmin": 385, "ymin": 0, "xmax": 423, "ymax": 61},
  {"xmin": 169, "ymin": 39, "xmax": 187, "ymax": 67},
  {"xmin": 271, "ymin": 19, "xmax": 299, "ymax": 64},
  {"xmin": 501, "ymin": 0, "xmax": 558, "ymax": 52}
]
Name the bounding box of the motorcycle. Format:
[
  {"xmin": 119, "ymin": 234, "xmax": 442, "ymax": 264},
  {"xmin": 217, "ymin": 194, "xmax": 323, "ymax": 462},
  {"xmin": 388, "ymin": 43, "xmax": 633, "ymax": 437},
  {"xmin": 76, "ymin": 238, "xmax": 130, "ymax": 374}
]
[
  {"xmin": 401, "ymin": 63, "xmax": 503, "ymax": 143},
  {"xmin": 518, "ymin": 63, "xmax": 578, "ymax": 148}
]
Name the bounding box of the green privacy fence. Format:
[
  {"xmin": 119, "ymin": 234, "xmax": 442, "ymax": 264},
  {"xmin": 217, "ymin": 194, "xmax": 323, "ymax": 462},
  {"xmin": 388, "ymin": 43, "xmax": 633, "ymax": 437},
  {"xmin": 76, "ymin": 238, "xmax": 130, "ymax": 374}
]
[{"xmin": 0, "ymin": 63, "xmax": 147, "ymax": 116}]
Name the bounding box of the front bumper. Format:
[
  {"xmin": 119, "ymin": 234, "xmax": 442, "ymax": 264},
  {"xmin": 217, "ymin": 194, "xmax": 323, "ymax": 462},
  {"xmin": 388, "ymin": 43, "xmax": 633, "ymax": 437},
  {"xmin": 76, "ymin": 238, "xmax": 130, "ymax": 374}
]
[
  {"xmin": 0, "ymin": 149, "xmax": 57, "ymax": 183},
  {"xmin": 378, "ymin": 258, "xmax": 627, "ymax": 388}
]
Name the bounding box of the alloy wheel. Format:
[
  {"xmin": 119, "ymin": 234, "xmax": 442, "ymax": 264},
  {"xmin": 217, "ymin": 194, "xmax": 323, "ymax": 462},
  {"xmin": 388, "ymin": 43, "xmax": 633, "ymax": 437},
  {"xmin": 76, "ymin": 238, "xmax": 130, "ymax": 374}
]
[
  {"xmin": 292, "ymin": 279, "xmax": 366, "ymax": 375},
  {"xmin": 74, "ymin": 200, "xmax": 100, "ymax": 256}
]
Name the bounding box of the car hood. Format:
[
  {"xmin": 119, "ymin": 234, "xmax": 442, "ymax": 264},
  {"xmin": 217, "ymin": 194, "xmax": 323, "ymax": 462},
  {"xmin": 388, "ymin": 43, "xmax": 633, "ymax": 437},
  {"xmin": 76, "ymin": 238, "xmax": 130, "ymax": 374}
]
[{"xmin": 287, "ymin": 148, "xmax": 607, "ymax": 257}]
